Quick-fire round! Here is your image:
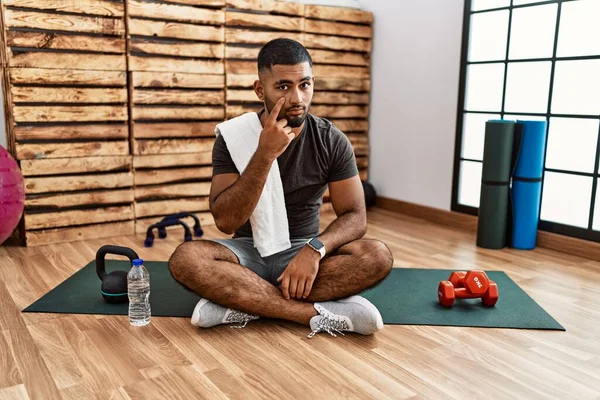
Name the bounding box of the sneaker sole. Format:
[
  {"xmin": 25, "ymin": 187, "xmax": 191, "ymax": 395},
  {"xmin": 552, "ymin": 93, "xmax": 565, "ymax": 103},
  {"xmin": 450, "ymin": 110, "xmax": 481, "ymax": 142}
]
[
  {"xmin": 338, "ymin": 295, "xmax": 384, "ymax": 330},
  {"xmin": 191, "ymin": 297, "xmax": 210, "ymax": 326}
]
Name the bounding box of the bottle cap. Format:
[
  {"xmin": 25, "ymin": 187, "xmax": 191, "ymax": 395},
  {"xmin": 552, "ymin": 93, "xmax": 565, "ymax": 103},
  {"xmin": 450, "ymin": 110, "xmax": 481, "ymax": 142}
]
[{"xmin": 132, "ymin": 258, "xmax": 144, "ymax": 266}]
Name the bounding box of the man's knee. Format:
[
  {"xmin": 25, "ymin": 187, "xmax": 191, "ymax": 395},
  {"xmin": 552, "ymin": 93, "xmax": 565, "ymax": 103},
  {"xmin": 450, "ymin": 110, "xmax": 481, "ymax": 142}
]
[
  {"xmin": 365, "ymin": 239, "xmax": 393, "ymax": 278},
  {"xmin": 345, "ymin": 239, "xmax": 394, "ymax": 279},
  {"xmin": 168, "ymin": 241, "xmax": 196, "ymax": 282},
  {"xmin": 168, "ymin": 240, "xmax": 217, "ymax": 283},
  {"xmin": 168, "ymin": 240, "xmax": 240, "ymax": 282}
]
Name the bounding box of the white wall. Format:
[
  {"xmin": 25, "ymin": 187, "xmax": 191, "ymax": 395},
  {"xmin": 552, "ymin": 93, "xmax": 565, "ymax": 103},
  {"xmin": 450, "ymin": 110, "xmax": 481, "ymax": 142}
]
[{"xmin": 359, "ymin": 0, "xmax": 465, "ymax": 210}]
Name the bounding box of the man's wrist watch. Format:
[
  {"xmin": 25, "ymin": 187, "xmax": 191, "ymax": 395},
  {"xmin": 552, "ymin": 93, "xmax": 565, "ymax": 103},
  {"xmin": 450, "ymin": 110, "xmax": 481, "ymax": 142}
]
[{"xmin": 306, "ymin": 237, "xmax": 326, "ymax": 260}]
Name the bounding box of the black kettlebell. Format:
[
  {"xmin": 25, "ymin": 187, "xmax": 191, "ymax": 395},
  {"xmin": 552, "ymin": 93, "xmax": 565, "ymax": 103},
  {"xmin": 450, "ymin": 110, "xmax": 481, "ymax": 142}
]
[{"xmin": 96, "ymin": 245, "xmax": 140, "ymax": 303}]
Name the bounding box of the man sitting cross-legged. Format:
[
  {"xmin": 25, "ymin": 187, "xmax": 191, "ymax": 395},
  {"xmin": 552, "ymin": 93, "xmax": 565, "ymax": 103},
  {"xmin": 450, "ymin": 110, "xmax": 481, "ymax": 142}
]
[{"xmin": 168, "ymin": 38, "xmax": 393, "ymax": 338}]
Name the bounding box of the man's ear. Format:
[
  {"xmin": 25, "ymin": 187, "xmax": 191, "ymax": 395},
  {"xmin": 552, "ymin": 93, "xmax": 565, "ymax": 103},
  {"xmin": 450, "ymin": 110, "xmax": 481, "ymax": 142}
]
[{"xmin": 253, "ymin": 80, "xmax": 264, "ymax": 101}]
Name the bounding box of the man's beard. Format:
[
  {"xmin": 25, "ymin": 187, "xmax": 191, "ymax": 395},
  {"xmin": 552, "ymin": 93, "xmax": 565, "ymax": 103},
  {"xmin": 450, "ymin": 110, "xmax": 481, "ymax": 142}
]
[
  {"xmin": 265, "ymin": 98, "xmax": 309, "ymax": 128},
  {"xmin": 286, "ymin": 114, "xmax": 306, "ymax": 128}
]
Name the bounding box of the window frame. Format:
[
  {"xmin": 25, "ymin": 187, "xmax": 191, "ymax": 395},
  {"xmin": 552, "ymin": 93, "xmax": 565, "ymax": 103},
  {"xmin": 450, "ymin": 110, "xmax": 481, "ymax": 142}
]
[{"xmin": 451, "ymin": 0, "xmax": 600, "ymax": 242}]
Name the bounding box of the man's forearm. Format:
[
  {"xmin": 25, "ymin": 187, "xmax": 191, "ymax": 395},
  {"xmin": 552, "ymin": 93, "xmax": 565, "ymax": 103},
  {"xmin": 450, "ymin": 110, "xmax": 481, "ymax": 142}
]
[
  {"xmin": 211, "ymin": 150, "xmax": 274, "ymax": 233},
  {"xmin": 317, "ymin": 209, "xmax": 367, "ymax": 256}
]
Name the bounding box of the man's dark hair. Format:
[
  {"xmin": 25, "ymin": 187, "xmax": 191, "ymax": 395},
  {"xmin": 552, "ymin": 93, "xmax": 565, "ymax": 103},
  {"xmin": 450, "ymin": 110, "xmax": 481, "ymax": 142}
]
[{"xmin": 257, "ymin": 38, "xmax": 313, "ymax": 73}]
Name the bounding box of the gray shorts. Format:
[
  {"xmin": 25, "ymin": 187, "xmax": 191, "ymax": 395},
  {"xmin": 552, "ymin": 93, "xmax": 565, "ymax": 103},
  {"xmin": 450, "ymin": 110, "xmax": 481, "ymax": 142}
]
[{"xmin": 208, "ymin": 237, "xmax": 311, "ymax": 285}]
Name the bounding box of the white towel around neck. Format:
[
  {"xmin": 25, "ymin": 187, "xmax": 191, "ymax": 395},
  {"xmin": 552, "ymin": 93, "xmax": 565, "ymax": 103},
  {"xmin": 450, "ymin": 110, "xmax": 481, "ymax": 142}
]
[{"xmin": 214, "ymin": 112, "xmax": 291, "ymax": 257}]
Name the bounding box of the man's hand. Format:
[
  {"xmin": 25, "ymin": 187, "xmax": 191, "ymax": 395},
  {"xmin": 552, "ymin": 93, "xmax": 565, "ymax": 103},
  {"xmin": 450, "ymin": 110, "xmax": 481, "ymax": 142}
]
[
  {"xmin": 257, "ymin": 97, "xmax": 294, "ymax": 161},
  {"xmin": 277, "ymin": 246, "xmax": 320, "ymax": 300}
]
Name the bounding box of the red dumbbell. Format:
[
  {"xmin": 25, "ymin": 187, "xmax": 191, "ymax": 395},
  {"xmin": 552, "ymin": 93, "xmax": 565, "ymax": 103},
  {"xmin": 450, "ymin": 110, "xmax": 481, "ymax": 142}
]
[
  {"xmin": 483, "ymin": 282, "xmax": 499, "ymax": 306},
  {"xmin": 438, "ymin": 270, "xmax": 499, "ymax": 307},
  {"xmin": 448, "ymin": 271, "xmax": 466, "ymax": 287},
  {"xmin": 448, "ymin": 270, "xmax": 489, "ymax": 295}
]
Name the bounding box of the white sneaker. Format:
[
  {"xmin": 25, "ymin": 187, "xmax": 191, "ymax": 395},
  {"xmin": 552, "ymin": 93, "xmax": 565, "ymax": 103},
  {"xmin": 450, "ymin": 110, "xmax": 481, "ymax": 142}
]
[
  {"xmin": 308, "ymin": 295, "xmax": 384, "ymax": 338},
  {"xmin": 191, "ymin": 298, "xmax": 259, "ymax": 328}
]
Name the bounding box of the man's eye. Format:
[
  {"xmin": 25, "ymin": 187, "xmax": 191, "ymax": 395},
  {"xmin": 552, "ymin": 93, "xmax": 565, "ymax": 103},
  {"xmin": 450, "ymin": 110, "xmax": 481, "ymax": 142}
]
[
  {"xmin": 278, "ymin": 85, "xmax": 289, "ymax": 90},
  {"xmin": 301, "ymin": 82, "xmax": 311, "ymax": 88}
]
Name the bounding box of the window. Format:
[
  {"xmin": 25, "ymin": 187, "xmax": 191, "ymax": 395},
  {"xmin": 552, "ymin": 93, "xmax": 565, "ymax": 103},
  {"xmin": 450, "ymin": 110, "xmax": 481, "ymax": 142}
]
[{"xmin": 452, "ymin": 0, "xmax": 600, "ymax": 242}]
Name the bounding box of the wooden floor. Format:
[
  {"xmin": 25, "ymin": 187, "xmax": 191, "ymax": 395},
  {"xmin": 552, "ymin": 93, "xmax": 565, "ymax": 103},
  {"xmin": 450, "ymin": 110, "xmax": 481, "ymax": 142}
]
[{"xmin": 1, "ymin": 208, "xmax": 600, "ymax": 400}]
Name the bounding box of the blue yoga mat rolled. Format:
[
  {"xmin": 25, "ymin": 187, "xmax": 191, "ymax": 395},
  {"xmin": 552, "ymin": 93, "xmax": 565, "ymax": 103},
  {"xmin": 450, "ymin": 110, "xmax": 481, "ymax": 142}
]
[{"xmin": 510, "ymin": 120, "xmax": 548, "ymax": 249}]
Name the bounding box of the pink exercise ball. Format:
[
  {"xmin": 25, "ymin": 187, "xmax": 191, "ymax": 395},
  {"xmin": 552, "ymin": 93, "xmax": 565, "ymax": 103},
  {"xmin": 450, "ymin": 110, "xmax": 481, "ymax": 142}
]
[{"xmin": 0, "ymin": 145, "xmax": 25, "ymax": 245}]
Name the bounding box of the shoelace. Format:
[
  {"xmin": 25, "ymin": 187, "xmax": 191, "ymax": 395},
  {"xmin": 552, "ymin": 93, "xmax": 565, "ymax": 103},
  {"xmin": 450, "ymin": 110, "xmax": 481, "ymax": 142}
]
[
  {"xmin": 307, "ymin": 312, "xmax": 350, "ymax": 338},
  {"xmin": 225, "ymin": 310, "xmax": 259, "ymax": 329}
]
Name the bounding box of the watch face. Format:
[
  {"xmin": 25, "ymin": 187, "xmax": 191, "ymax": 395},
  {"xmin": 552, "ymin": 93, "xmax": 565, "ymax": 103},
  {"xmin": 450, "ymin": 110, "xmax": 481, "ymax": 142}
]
[{"xmin": 309, "ymin": 238, "xmax": 324, "ymax": 250}]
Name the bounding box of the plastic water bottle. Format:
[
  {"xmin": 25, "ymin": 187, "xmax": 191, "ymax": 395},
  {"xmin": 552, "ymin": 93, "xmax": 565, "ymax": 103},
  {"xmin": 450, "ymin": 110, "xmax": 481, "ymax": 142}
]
[{"xmin": 128, "ymin": 258, "xmax": 151, "ymax": 326}]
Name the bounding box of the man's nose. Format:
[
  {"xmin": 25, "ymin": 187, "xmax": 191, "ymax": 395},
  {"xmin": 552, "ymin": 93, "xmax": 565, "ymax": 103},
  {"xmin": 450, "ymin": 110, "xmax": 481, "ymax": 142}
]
[{"xmin": 289, "ymin": 87, "xmax": 302, "ymax": 104}]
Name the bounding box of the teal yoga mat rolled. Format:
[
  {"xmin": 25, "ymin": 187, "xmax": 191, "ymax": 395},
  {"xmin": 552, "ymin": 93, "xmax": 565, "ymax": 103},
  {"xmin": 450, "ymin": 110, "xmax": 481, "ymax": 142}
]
[
  {"xmin": 477, "ymin": 120, "xmax": 516, "ymax": 249},
  {"xmin": 510, "ymin": 120, "xmax": 548, "ymax": 249}
]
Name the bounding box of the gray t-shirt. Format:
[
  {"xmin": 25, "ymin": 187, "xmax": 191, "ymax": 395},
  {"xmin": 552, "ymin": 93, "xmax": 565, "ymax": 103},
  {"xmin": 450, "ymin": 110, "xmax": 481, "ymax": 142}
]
[{"xmin": 212, "ymin": 112, "xmax": 358, "ymax": 239}]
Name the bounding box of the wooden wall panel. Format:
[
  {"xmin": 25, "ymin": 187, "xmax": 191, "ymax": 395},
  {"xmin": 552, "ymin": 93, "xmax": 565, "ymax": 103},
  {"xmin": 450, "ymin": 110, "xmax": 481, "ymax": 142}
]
[
  {"xmin": 305, "ymin": 4, "xmax": 373, "ymax": 24},
  {"xmin": 1, "ymin": 0, "xmax": 134, "ymax": 245},
  {"xmin": 224, "ymin": 0, "xmax": 306, "ymax": 119},
  {"xmin": 2, "ymin": 0, "xmax": 125, "ymax": 17},
  {"xmin": 227, "ymin": 0, "xmax": 304, "ymax": 16},
  {"xmin": 127, "ymin": 0, "xmax": 225, "ymax": 233},
  {"xmin": 0, "ymin": 0, "xmax": 373, "ymax": 245},
  {"xmin": 303, "ymin": 4, "xmax": 373, "ymax": 181},
  {"xmin": 26, "ymin": 221, "xmax": 135, "ymax": 247}
]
